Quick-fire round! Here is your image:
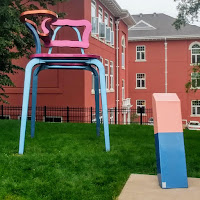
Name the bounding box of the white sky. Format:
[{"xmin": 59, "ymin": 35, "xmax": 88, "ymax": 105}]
[{"xmin": 115, "ymin": 0, "xmax": 200, "ymax": 26}]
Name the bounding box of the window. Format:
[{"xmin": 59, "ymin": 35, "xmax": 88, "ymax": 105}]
[
  {"xmin": 44, "ymin": 116, "xmax": 62, "ymax": 123},
  {"xmin": 122, "ymin": 79, "xmax": 125, "ymax": 100},
  {"xmin": 110, "ymin": 17, "xmax": 114, "ymax": 46},
  {"xmin": 136, "ymin": 46, "xmax": 146, "ymax": 61},
  {"xmin": 122, "ymin": 36, "xmax": 125, "ymax": 69},
  {"xmin": 105, "ymin": 59, "xmax": 109, "ymax": 90},
  {"xmin": 110, "ymin": 61, "xmax": 114, "ymax": 90},
  {"xmin": 98, "ymin": 6, "xmax": 106, "ymax": 39},
  {"xmin": 91, "ymin": 0, "xmax": 98, "ymax": 34},
  {"xmin": 191, "ymin": 100, "xmax": 200, "ymax": 116},
  {"xmin": 191, "ymin": 44, "xmax": 200, "ymax": 64},
  {"xmin": 191, "ymin": 73, "xmax": 200, "ymax": 88},
  {"xmin": 0, "ymin": 115, "xmax": 10, "ymax": 120},
  {"xmin": 136, "ymin": 73, "xmax": 146, "ymax": 88},
  {"xmin": 136, "ymin": 100, "xmax": 146, "ymax": 114},
  {"xmin": 104, "ymin": 12, "xmax": 109, "ymax": 27},
  {"xmin": 98, "ymin": 6, "xmax": 103, "ymax": 23},
  {"xmin": 110, "ymin": 17, "xmax": 113, "ymax": 31}
]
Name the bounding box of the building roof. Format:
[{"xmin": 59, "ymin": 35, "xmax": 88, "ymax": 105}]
[
  {"xmin": 129, "ymin": 13, "xmax": 200, "ymax": 41},
  {"xmin": 99, "ymin": 0, "xmax": 135, "ymax": 28}
]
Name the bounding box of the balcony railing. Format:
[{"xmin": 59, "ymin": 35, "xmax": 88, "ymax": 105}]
[{"xmin": 122, "ymin": 98, "xmax": 131, "ymax": 107}]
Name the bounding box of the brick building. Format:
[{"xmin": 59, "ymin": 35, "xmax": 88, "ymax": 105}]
[
  {"xmin": 128, "ymin": 13, "xmax": 200, "ymax": 122},
  {"xmin": 2, "ymin": 1, "xmax": 200, "ymax": 123}
]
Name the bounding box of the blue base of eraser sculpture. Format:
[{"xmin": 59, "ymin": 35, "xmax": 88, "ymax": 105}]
[{"xmin": 155, "ymin": 132, "xmax": 188, "ymax": 189}]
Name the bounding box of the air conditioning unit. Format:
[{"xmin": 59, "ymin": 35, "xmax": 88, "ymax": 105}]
[
  {"xmin": 99, "ymin": 22, "xmax": 106, "ymax": 39},
  {"xmin": 106, "ymin": 27, "xmax": 111, "ymax": 43},
  {"xmin": 91, "ymin": 17, "xmax": 99, "ymax": 34},
  {"xmin": 111, "ymin": 31, "xmax": 114, "ymax": 45}
]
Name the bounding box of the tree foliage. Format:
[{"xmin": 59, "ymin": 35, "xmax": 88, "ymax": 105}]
[
  {"xmin": 0, "ymin": 0, "xmax": 68, "ymax": 103},
  {"xmin": 173, "ymin": 1, "xmax": 200, "ymax": 93},
  {"xmin": 173, "ymin": 0, "xmax": 200, "ymax": 29}
]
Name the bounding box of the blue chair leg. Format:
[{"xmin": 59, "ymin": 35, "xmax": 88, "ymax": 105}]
[
  {"xmin": 87, "ymin": 59, "xmax": 110, "ymax": 152},
  {"xmin": 92, "ymin": 68, "xmax": 100, "ymax": 136},
  {"xmin": 31, "ymin": 66, "xmax": 41, "ymax": 138},
  {"xmin": 19, "ymin": 58, "xmax": 40, "ymax": 155}
]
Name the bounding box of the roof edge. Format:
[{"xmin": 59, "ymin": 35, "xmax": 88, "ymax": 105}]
[
  {"xmin": 99, "ymin": 0, "xmax": 136, "ymax": 27},
  {"xmin": 128, "ymin": 35, "xmax": 200, "ymax": 41}
]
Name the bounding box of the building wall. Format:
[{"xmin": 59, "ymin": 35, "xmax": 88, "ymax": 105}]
[
  {"xmin": 2, "ymin": 0, "xmax": 130, "ymax": 112},
  {"xmin": 128, "ymin": 39, "xmax": 200, "ymax": 122}
]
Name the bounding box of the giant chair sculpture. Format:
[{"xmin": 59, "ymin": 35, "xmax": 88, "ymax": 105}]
[{"xmin": 19, "ymin": 10, "xmax": 110, "ymax": 154}]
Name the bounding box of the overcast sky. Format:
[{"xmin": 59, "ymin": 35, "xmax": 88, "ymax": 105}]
[{"xmin": 115, "ymin": 0, "xmax": 200, "ymax": 26}]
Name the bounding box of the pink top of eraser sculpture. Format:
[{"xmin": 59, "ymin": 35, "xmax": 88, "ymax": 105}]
[{"xmin": 152, "ymin": 93, "xmax": 183, "ymax": 134}]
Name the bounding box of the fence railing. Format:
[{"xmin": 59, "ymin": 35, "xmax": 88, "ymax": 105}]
[{"xmin": 0, "ymin": 105, "xmax": 153, "ymax": 125}]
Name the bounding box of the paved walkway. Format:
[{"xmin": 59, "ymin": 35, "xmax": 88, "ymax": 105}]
[{"xmin": 118, "ymin": 174, "xmax": 200, "ymax": 200}]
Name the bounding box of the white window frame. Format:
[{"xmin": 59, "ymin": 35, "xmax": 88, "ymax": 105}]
[
  {"xmin": 105, "ymin": 59, "xmax": 109, "ymax": 91},
  {"xmin": 110, "ymin": 61, "xmax": 114, "ymax": 91},
  {"xmin": 122, "ymin": 79, "xmax": 125, "ymax": 100},
  {"xmin": 122, "ymin": 36, "xmax": 125, "ymax": 69},
  {"xmin": 136, "ymin": 73, "xmax": 146, "ymax": 89},
  {"xmin": 91, "ymin": 0, "xmax": 98, "ymax": 35},
  {"xmin": 191, "ymin": 44, "xmax": 200, "ymax": 64},
  {"xmin": 104, "ymin": 12, "xmax": 109, "ymax": 27},
  {"xmin": 136, "ymin": 45, "xmax": 146, "ymax": 61},
  {"xmin": 136, "ymin": 100, "xmax": 146, "ymax": 115},
  {"xmin": 191, "ymin": 100, "xmax": 200, "ymax": 116},
  {"xmin": 110, "ymin": 17, "xmax": 114, "ymax": 31},
  {"xmin": 191, "ymin": 72, "xmax": 200, "ymax": 89},
  {"xmin": 98, "ymin": 6, "xmax": 103, "ymax": 23}
]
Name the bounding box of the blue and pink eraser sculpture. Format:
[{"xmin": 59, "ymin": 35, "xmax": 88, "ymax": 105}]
[{"xmin": 152, "ymin": 93, "xmax": 188, "ymax": 189}]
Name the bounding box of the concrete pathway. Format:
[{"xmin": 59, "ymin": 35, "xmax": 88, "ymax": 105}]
[{"xmin": 118, "ymin": 174, "xmax": 200, "ymax": 200}]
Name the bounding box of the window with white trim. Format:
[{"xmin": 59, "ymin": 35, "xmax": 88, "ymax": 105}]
[
  {"xmin": 136, "ymin": 73, "xmax": 146, "ymax": 88},
  {"xmin": 98, "ymin": 6, "xmax": 103, "ymax": 23},
  {"xmin": 122, "ymin": 79, "xmax": 125, "ymax": 100},
  {"xmin": 110, "ymin": 17, "xmax": 113, "ymax": 31},
  {"xmin": 104, "ymin": 12, "xmax": 108, "ymax": 27},
  {"xmin": 105, "ymin": 59, "xmax": 109, "ymax": 90},
  {"xmin": 110, "ymin": 17, "xmax": 114, "ymax": 46},
  {"xmin": 136, "ymin": 100, "xmax": 146, "ymax": 114},
  {"xmin": 98, "ymin": 6, "xmax": 106, "ymax": 39},
  {"xmin": 191, "ymin": 72, "xmax": 200, "ymax": 88},
  {"xmin": 110, "ymin": 61, "xmax": 114, "ymax": 90},
  {"xmin": 136, "ymin": 46, "xmax": 146, "ymax": 61},
  {"xmin": 122, "ymin": 36, "xmax": 125, "ymax": 69},
  {"xmin": 91, "ymin": 0, "xmax": 98, "ymax": 34},
  {"xmin": 191, "ymin": 44, "xmax": 200, "ymax": 64},
  {"xmin": 191, "ymin": 100, "xmax": 200, "ymax": 116}
]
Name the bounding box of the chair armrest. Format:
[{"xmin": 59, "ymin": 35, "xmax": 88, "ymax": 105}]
[{"xmin": 20, "ymin": 10, "xmax": 58, "ymax": 43}]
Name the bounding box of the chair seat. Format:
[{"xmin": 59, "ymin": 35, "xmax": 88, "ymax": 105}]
[{"xmin": 30, "ymin": 53, "xmax": 100, "ymax": 60}]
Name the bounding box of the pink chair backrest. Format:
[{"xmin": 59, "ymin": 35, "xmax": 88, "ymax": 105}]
[{"xmin": 41, "ymin": 19, "xmax": 92, "ymax": 49}]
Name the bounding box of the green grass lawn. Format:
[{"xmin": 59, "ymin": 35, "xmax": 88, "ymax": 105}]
[{"xmin": 0, "ymin": 120, "xmax": 200, "ymax": 200}]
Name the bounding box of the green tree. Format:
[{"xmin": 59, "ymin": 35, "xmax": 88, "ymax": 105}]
[
  {"xmin": 173, "ymin": 0, "xmax": 200, "ymax": 29},
  {"xmin": 0, "ymin": 0, "xmax": 68, "ymax": 103},
  {"xmin": 173, "ymin": 0, "xmax": 200, "ymax": 92}
]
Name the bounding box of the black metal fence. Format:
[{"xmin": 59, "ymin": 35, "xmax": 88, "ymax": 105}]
[{"xmin": 0, "ymin": 105, "xmax": 153, "ymax": 125}]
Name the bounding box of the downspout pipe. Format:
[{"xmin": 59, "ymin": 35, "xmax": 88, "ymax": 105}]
[
  {"xmin": 115, "ymin": 13, "xmax": 130, "ymax": 123},
  {"xmin": 164, "ymin": 38, "xmax": 168, "ymax": 93}
]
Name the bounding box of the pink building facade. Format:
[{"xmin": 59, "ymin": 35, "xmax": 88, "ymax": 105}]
[
  {"xmin": 3, "ymin": 0, "xmax": 135, "ymax": 123},
  {"xmin": 3, "ymin": 4, "xmax": 200, "ymax": 124},
  {"xmin": 128, "ymin": 13, "xmax": 200, "ymax": 123}
]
